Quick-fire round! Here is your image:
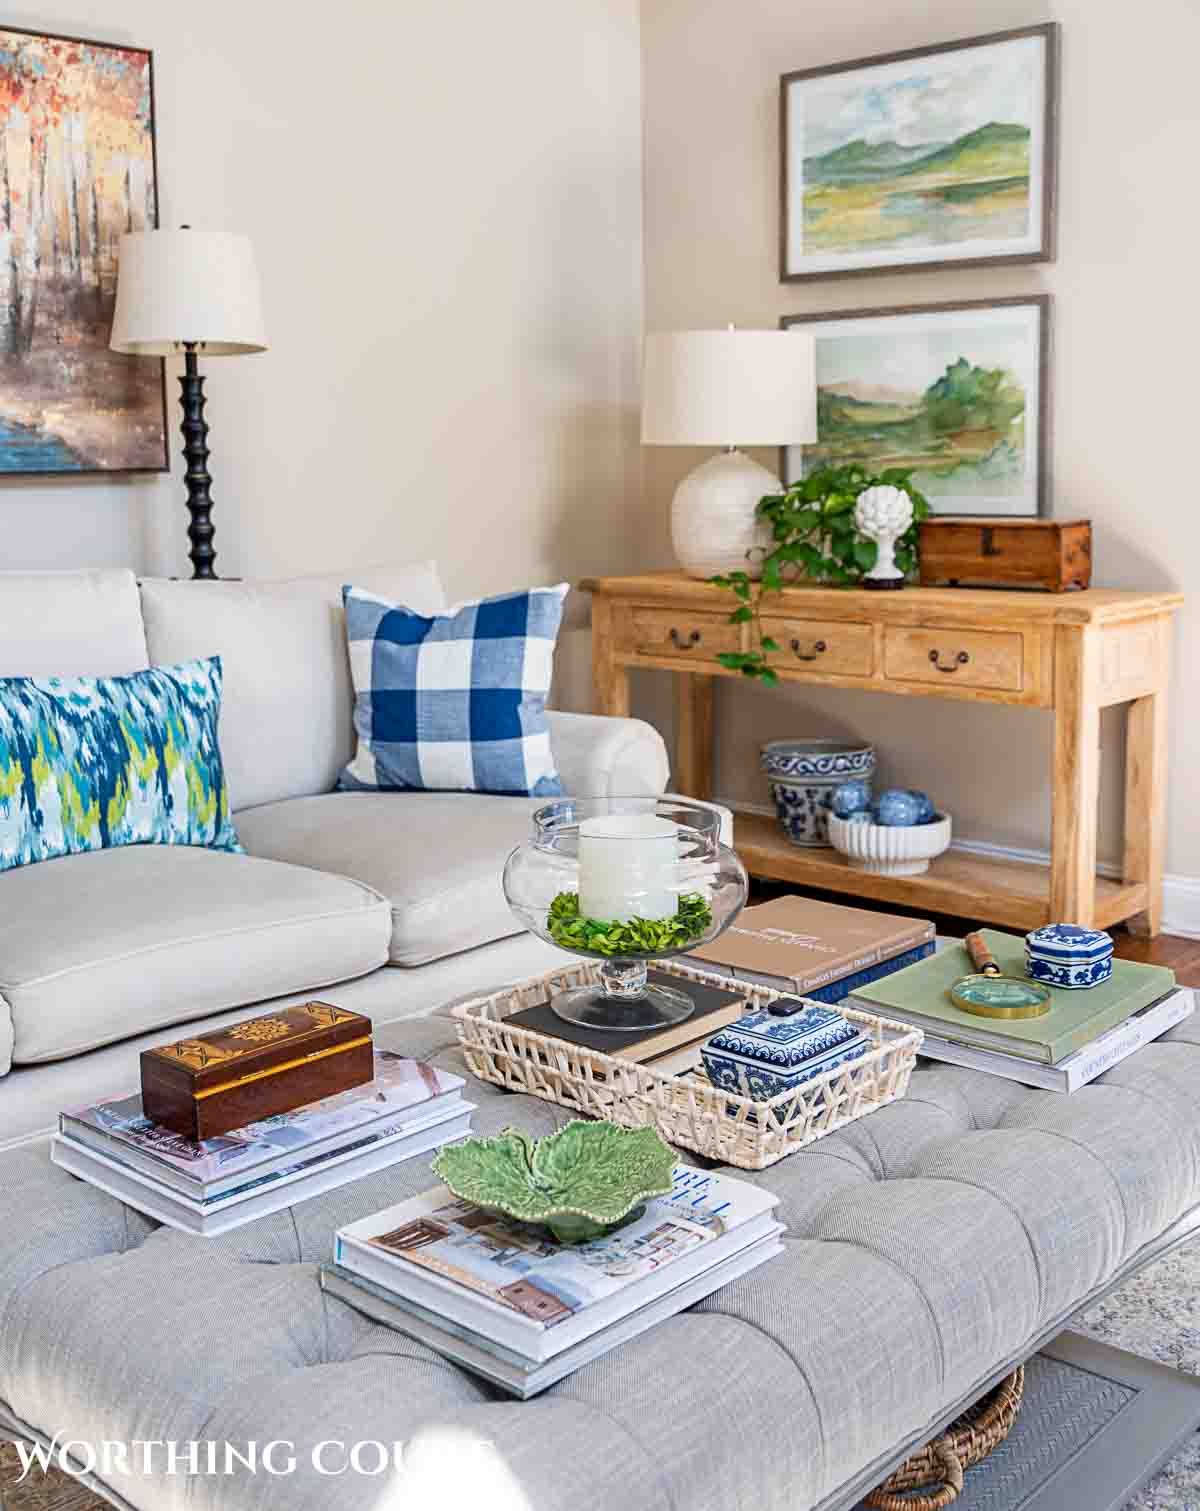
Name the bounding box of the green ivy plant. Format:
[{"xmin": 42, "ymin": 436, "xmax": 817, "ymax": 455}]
[
  {"xmin": 711, "ymin": 463, "xmax": 930, "ymax": 685},
  {"xmin": 547, "ymin": 891, "xmax": 713, "ymax": 957}
]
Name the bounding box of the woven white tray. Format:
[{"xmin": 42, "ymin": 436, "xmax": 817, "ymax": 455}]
[{"xmin": 451, "ymin": 957, "xmax": 923, "ymax": 1170}]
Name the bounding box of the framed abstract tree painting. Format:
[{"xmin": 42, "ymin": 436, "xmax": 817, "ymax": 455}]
[
  {"xmin": 782, "ymin": 296, "xmax": 1050, "ymax": 517},
  {"xmin": 781, "ymin": 24, "xmax": 1058, "ymax": 281},
  {"xmin": 0, "ymin": 26, "xmax": 166, "ymax": 474}
]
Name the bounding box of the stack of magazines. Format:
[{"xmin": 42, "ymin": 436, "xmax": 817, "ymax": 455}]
[
  {"xmin": 51, "ymin": 1051, "xmax": 473, "ymax": 1235},
  {"xmin": 321, "ymin": 1166, "xmax": 783, "ymax": 1396}
]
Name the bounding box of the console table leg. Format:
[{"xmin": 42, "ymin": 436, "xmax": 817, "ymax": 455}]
[
  {"xmin": 591, "ymin": 597, "xmax": 630, "ymax": 718},
  {"xmin": 1123, "ymin": 649, "xmax": 1170, "ymax": 936},
  {"xmin": 675, "ymin": 673, "xmax": 714, "ymax": 800},
  {"xmin": 1051, "ymin": 625, "xmax": 1101, "ymax": 927}
]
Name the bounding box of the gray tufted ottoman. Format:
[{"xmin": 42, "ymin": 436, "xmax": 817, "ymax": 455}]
[{"xmin": 3, "ymin": 1009, "xmax": 1200, "ymax": 1511}]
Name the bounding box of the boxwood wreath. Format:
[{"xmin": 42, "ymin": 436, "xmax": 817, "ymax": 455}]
[
  {"xmin": 548, "ymin": 891, "xmax": 713, "ymax": 957},
  {"xmin": 711, "ymin": 464, "xmax": 930, "ymax": 685}
]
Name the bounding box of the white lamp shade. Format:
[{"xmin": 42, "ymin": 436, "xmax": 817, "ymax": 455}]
[
  {"xmin": 641, "ymin": 328, "xmax": 816, "ymax": 446},
  {"xmin": 110, "ymin": 230, "xmax": 268, "ymax": 356}
]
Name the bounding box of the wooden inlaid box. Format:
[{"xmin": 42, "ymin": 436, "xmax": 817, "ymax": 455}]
[
  {"xmin": 141, "ymin": 1003, "xmax": 374, "ymax": 1141},
  {"xmin": 919, "ymin": 518, "xmax": 1092, "ymax": 592}
]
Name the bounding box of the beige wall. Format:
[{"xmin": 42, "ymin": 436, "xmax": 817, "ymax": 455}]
[
  {"xmin": 639, "ymin": 0, "xmax": 1200, "ymax": 884},
  {"xmin": 0, "ymin": 0, "xmax": 645, "ymax": 624}
]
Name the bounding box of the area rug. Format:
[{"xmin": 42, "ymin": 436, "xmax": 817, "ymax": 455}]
[{"xmin": 4, "ymin": 1237, "xmax": 1200, "ymax": 1510}]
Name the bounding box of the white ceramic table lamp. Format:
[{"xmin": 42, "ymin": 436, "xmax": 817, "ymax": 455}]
[
  {"xmin": 641, "ymin": 328, "xmax": 817, "ymax": 579},
  {"xmin": 111, "ymin": 228, "xmax": 267, "ymax": 580}
]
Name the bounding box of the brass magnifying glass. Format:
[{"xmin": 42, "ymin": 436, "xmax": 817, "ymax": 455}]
[{"xmin": 950, "ymin": 931, "xmax": 1052, "ymax": 1019}]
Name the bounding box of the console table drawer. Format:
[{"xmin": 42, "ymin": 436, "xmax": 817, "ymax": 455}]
[
  {"xmin": 885, "ymin": 626, "xmax": 1024, "ymax": 692},
  {"xmin": 626, "ymin": 608, "xmax": 739, "ymax": 661},
  {"xmin": 761, "ymin": 617, "xmax": 873, "ymax": 677}
]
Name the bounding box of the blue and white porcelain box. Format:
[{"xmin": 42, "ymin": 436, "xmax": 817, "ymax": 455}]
[
  {"xmin": 701, "ymin": 1002, "xmax": 870, "ymax": 1101},
  {"xmin": 1024, "ymin": 924, "xmax": 1114, "ymax": 990}
]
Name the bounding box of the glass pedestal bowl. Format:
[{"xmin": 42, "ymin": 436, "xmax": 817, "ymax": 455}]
[{"xmin": 502, "ymin": 797, "xmax": 749, "ymax": 1033}]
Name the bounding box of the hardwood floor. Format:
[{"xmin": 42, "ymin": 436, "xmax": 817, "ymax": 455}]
[
  {"xmin": 1110, "ymin": 929, "xmax": 1200, "ymax": 984},
  {"xmin": 749, "ymin": 878, "xmax": 1200, "ymax": 985}
]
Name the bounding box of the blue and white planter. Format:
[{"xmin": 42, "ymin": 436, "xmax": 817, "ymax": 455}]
[
  {"xmin": 702, "ymin": 1002, "xmax": 870, "ymax": 1101},
  {"xmin": 1024, "ymin": 924, "xmax": 1114, "ymax": 990},
  {"xmin": 761, "ymin": 740, "xmax": 876, "ymax": 848},
  {"xmin": 761, "ymin": 739, "xmax": 876, "ymax": 783}
]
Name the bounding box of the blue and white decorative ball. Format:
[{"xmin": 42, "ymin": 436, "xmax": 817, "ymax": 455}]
[
  {"xmin": 905, "ymin": 789, "xmax": 936, "ymax": 824},
  {"xmin": 876, "ymin": 788, "xmax": 922, "ymax": 827},
  {"xmin": 830, "ymin": 779, "xmax": 872, "ymax": 819}
]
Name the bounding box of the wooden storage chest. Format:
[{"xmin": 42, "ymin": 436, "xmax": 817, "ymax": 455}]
[{"xmin": 918, "ymin": 518, "xmax": 1092, "ymax": 592}]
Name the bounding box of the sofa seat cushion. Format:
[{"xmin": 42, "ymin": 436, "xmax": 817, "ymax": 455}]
[
  {"xmin": 236, "ymin": 792, "xmax": 537, "ymax": 966},
  {"xmin": 0, "ymin": 846, "xmax": 392, "ymax": 1065}
]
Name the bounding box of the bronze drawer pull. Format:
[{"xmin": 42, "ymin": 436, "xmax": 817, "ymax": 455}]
[
  {"xmin": 929, "ymin": 648, "xmax": 970, "ymax": 673},
  {"xmin": 790, "ymin": 638, "xmax": 827, "ymax": 662},
  {"xmin": 669, "ymin": 627, "xmax": 702, "ymax": 649}
]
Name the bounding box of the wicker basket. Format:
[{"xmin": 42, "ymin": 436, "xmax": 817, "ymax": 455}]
[
  {"xmin": 451, "ymin": 957, "xmax": 922, "ymax": 1171},
  {"xmin": 864, "ymin": 1367, "xmax": 1025, "ymax": 1510}
]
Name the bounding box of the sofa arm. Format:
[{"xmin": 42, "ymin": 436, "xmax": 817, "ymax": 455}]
[{"xmin": 547, "ymin": 711, "xmax": 670, "ymax": 798}]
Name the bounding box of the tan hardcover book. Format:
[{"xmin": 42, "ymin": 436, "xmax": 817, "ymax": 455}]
[{"xmin": 689, "ymin": 896, "xmax": 935, "ymax": 996}]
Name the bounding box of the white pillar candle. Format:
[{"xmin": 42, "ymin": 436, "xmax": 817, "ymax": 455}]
[{"xmin": 577, "ymin": 814, "xmax": 679, "ymax": 924}]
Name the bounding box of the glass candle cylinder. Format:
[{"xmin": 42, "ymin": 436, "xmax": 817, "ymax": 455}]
[{"xmin": 577, "ymin": 814, "xmax": 678, "ymax": 923}]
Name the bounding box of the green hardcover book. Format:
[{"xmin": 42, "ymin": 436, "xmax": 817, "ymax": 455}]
[{"xmin": 848, "ymin": 931, "xmax": 1176, "ymax": 1064}]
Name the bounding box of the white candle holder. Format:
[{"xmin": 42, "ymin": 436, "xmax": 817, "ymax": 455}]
[
  {"xmin": 503, "ymin": 797, "xmax": 748, "ymax": 1032},
  {"xmin": 854, "ymin": 484, "xmax": 914, "ymax": 591}
]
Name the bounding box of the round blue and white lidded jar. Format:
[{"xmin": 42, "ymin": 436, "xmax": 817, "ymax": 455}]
[{"xmin": 1024, "ymin": 924, "xmax": 1114, "ymax": 990}]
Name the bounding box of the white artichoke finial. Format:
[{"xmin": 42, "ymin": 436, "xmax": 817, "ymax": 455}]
[{"xmin": 854, "ymin": 485, "xmax": 914, "ymax": 588}]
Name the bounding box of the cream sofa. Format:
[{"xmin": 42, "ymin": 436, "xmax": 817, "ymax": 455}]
[{"xmin": 0, "ymin": 565, "xmax": 670, "ymax": 1147}]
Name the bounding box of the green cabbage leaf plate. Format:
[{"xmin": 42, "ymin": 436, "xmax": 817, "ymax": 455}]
[{"xmin": 431, "ymin": 1120, "xmax": 676, "ymax": 1243}]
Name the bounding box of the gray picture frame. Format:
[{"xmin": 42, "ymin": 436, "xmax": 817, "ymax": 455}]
[
  {"xmin": 780, "ymin": 23, "xmax": 1059, "ymax": 283},
  {"xmin": 780, "ymin": 294, "xmax": 1052, "ymax": 518}
]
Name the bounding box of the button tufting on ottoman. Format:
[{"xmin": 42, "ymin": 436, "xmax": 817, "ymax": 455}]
[{"xmin": 1, "ymin": 1010, "xmax": 1199, "ymax": 1511}]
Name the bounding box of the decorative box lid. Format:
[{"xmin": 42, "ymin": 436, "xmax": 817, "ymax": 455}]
[
  {"xmin": 704, "ymin": 1002, "xmax": 859, "ymax": 1069},
  {"xmin": 1025, "ymin": 924, "xmax": 1114, "ymax": 965},
  {"xmin": 142, "ymin": 1003, "xmax": 372, "ymax": 1090}
]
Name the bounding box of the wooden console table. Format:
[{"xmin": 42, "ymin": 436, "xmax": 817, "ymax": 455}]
[{"xmin": 581, "ymin": 572, "xmax": 1182, "ymax": 936}]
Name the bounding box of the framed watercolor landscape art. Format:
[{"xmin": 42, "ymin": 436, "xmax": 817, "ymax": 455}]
[
  {"xmin": 782, "ymin": 296, "xmax": 1050, "ymax": 518},
  {"xmin": 0, "ymin": 26, "xmax": 167, "ymax": 474},
  {"xmin": 781, "ymin": 24, "xmax": 1058, "ymax": 281}
]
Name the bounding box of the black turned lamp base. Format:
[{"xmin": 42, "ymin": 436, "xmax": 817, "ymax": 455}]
[
  {"xmin": 179, "ymin": 344, "xmax": 217, "ymax": 580},
  {"xmin": 863, "ymin": 577, "xmax": 905, "ymax": 590}
]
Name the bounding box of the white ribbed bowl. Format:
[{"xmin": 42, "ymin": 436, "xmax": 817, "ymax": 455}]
[{"xmin": 828, "ymin": 812, "xmax": 952, "ymax": 876}]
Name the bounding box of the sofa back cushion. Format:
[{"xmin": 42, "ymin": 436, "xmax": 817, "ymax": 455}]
[
  {"xmin": 139, "ymin": 562, "xmax": 446, "ymax": 812},
  {"xmin": 0, "ymin": 569, "xmax": 148, "ymax": 676}
]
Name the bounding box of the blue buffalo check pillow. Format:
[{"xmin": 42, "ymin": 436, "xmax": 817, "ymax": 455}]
[{"xmin": 339, "ymin": 583, "xmax": 568, "ymax": 797}]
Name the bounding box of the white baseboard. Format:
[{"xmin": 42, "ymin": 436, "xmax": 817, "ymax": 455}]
[{"xmin": 721, "ymin": 798, "xmax": 1200, "ymax": 940}]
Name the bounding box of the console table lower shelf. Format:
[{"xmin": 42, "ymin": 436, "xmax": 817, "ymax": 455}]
[{"xmin": 735, "ymin": 812, "xmax": 1147, "ymax": 933}]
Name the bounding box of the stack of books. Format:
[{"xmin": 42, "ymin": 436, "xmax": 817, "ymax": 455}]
[
  {"xmin": 51, "ymin": 1050, "xmax": 474, "ymax": 1234},
  {"xmin": 321, "ymin": 1165, "xmax": 783, "ymax": 1397},
  {"xmin": 689, "ymin": 895, "xmax": 934, "ymax": 1004},
  {"xmin": 848, "ymin": 929, "xmax": 1192, "ymax": 1092}
]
